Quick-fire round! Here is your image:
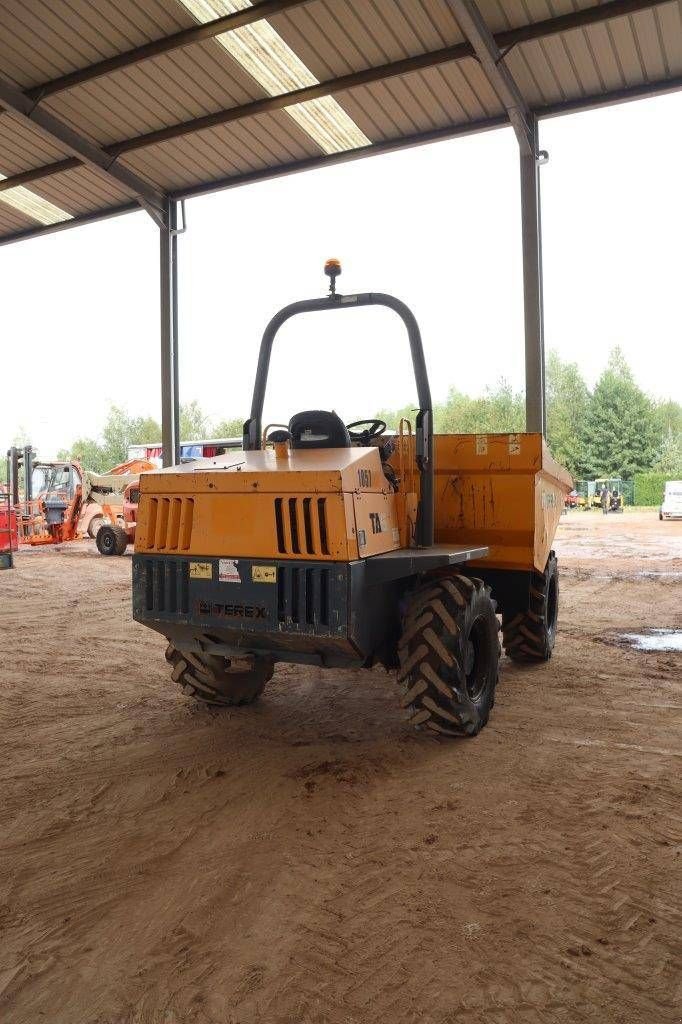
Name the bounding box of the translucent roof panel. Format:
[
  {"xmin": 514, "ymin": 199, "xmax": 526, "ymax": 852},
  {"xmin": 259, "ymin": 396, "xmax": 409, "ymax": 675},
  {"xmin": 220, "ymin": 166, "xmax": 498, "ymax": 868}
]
[{"xmin": 0, "ymin": 0, "xmax": 679, "ymax": 243}]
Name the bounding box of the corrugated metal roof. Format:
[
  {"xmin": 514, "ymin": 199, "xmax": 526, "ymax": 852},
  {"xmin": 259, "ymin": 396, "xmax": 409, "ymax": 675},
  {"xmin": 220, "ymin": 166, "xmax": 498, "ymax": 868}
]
[{"xmin": 0, "ymin": 0, "xmax": 680, "ymax": 242}]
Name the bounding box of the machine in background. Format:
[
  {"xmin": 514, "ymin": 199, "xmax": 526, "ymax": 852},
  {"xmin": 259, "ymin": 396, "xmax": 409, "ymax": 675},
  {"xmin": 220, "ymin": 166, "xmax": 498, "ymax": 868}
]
[{"xmin": 6, "ymin": 446, "xmax": 153, "ymax": 546}]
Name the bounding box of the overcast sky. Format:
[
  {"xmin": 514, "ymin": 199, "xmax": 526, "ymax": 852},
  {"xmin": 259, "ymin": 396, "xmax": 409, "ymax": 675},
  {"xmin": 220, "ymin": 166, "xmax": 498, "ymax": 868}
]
[{"xmin": 1, "ymin": 90, "xmax": 680, "ymax": 457}]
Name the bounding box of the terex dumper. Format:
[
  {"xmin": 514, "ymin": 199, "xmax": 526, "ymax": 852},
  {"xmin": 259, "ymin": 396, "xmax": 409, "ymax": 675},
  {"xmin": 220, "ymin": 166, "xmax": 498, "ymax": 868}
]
[{"xmin": 133, "ymin": 263, "xmax": 571, "ymax": 737}]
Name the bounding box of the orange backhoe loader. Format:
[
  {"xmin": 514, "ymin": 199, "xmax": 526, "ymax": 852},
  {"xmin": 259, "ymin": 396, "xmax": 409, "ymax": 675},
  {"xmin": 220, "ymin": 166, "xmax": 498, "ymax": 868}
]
[{"xmin": 6, "ymin": 446, "xmax": 153, "ymax": 546}]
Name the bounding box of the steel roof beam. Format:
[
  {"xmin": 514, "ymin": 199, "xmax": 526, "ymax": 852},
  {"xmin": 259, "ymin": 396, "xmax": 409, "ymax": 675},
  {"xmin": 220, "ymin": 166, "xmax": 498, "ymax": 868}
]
[
  {"xmin": 14, "ymin": 0, "xmax": 663, "ymax": 107},
  {"xmin": 450, "ymin": 0, "xmax": 534, "ymax": 153},
  {"xmin": 21, "ymin": 0, "xmax": 313, "ymax": 104},
  {"xmin": 0, "ymin": 0, "xmax": 671, "ymax": 197},
  {"xmin": 0, "ymin": 72, "xmax": 166, "ymax": 219},
  {"xmin": 3, "ymin": 67, "xmax": 682, "ymax": 247}
]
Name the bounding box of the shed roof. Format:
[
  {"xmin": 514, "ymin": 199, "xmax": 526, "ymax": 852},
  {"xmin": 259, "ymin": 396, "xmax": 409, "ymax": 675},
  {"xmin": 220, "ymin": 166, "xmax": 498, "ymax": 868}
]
[{"xmin": 0, "ymin": 0, "xmax": 680, "ymax": 244}]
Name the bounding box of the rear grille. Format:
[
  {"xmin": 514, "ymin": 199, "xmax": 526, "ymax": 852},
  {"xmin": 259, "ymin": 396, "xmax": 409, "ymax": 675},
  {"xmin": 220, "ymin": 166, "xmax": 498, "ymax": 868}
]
[
  {"xmin": 143, "ymin": 558, "xmax": 189, "ymax": 614},
  {"xmin": 145, "ymin": 497, "xmax": 194, "ymax": 551},
  {"xmin": 274, "ymin": 497, "xmax": 329, "ymax": 556},
  {"xmin": 277, "ymin": 564, "xmax": 331, "ymax": 626}
]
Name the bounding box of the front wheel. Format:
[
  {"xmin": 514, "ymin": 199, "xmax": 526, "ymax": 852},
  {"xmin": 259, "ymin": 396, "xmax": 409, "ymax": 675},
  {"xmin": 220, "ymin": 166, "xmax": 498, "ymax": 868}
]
[
  {"xmin": 165, "ymin": 644, "xmax": 274, "ymax": 706},
  {"xmin": 502, "ymin": 553, "xmax": 559, "ymax": 662},
  {"xmin": 96, "ymin": 524, "xmax": 128, "ymax": 556},
  {"xmin": 398, "ymin": 573, "xmax": 500, "ymax": 737}
]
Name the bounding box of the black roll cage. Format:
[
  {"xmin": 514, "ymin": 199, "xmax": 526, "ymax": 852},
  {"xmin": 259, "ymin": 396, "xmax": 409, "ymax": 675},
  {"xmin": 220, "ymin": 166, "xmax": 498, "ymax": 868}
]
[{"xmin": 243, "ymin": 290, "xmax": 434, "ymax": 548}]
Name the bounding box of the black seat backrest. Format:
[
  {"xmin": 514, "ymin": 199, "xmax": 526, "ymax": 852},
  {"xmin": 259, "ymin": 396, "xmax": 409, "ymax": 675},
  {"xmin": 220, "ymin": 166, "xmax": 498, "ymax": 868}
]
[{"xmin": 288, "ymin": 410, "xmax": 350, "ymax": 450}]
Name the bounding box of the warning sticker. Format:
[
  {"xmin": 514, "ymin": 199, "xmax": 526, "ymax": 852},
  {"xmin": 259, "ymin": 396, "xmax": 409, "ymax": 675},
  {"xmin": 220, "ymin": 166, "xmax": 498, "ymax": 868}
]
[
  {"xmin": 252, "ymin": 565, "xmax": 276, "ymax": 584},
  {"xmin": 189, "ymin": 562, "xmax": 212, "ymax": 580},
  {"xmin": 508, "ymin": 434, "xmax": 521, "ymax": 456},
  {"xmin": 475, "ymin": 434, "xmax": 488, "ymax": 456},
  {"xmin": 218, "ymin": 559, "xmax": 240, "ymax": 583}
]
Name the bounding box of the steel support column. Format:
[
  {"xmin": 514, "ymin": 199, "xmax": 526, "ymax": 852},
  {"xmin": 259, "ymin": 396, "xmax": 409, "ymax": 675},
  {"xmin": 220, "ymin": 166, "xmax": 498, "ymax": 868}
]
[
  {"xmin": 520, "ymin": 118, "xmax": 545, "ymax": 435},
  {"xmin": 451, "ymin": 0, "xmax": 547, "ymax": 434},
  {"xmin": 160, "ymin": 200, "xmax": 180, "ymax": 467}
]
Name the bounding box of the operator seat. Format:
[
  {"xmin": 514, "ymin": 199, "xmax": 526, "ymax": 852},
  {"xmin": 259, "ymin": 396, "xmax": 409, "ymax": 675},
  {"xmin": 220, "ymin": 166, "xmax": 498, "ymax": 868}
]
[{"xmin": 288, "ymin": 410, "xmax": 351, "ymax": 450}]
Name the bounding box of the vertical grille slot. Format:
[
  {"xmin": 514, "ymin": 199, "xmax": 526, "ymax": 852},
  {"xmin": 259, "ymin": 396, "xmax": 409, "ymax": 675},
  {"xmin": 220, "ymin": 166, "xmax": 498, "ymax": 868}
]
[
  {"xmin": 179, "ymin": 499, "xmax": 194, "ymax": 550},
  {"xmin": 274, "ymin": 498, "xmax": 285, "ymax": 554},
  {"xmin": 305, "ymin": 568, "xmax": 314, "ymax": 624},
  {"xmin": 179, "ymin": 561, "xmax": 189, "ymax": 613},
  {"xmin": 155, "ymin": 498, "xmax": 170, "ymax": 549},
  {"xmin": 273, "ymin": 497, "xmax": 330, "ymax": 557},
  {"xmin": 303, "ymin": 498, "xmax": 314, "ymax": 554},
  {"xmin": 154, "ymin": 559, "xmax": 166, "ymax": 611},
  {"xmin": 319, "ymin": 567, "xmax": 329, "ymax": 626},
  {"xmin": 274, "ymin": 564, "xmax": 334, "ymax": 628},
  {"xmin": 277, "ymin": 565, "xmax": 286, "ymax": 622},
  {"xmin": 142, "ymin": 558, "xmax": 188, "ymax": 615},
  {"xmin": 146, "ymin": 498, "xmax": 158, "ymax": 549},
  {"xmin": 288, "ymin": 498, "xmax": 301, "ymax": 554},
  {"xmin": 290, "ymin": 567, "xmax": 300, "ymax": 622},
  {"xmin": 145, "ymin": 560, "xmax": 154, "ymax": 611},
  {"xmin": 167, "ymin": 498, "xmax": 182, "ymax": 550},
  {"xmin": 317, "ymin": 499, "xmax": 329, "ymax": 555},
  {"xmin": 142, "ymin": 497, "xmax": 194, "ymax": 552},
  {"xmin": 167, "ymin": 560, "xmax": 177, "ymax": 612}
]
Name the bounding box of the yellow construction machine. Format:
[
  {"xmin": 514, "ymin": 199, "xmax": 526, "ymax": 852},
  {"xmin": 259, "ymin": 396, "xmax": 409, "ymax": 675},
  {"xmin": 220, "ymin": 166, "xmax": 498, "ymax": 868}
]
[{"xmin": 133, "ymin": 262, "xmax": 571, "ymax": 737}]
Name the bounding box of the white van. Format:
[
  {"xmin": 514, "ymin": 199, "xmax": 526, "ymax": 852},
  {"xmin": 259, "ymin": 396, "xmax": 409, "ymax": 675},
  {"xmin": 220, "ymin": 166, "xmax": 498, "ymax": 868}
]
[{"xmin": 659, "ymin": 481, "xmax": 682, "ymax": 520}]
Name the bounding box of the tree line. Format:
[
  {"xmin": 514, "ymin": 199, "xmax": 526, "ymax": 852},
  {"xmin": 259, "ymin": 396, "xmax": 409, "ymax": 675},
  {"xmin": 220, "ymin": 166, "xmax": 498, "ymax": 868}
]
[
  {"xmin": 56, "ymin": 402, "xmax": 243, "ymax": 474},
  {"xmin": 378, "ymin": 347, "xmax": 681, "ymax": 480},
  {"xmin": 53, "ymin": 347, "xmax": 680, "ymax": 480}
]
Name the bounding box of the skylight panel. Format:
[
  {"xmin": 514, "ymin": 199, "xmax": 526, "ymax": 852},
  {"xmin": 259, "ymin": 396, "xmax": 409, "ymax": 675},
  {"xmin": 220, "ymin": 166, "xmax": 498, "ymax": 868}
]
[
  {"xmin": 0, "ymin": 174, "xmax": 72, "ymax": 226},
  {"xmin": 179, "ymin": 0, "xmax": 371, "ymax": 154}
]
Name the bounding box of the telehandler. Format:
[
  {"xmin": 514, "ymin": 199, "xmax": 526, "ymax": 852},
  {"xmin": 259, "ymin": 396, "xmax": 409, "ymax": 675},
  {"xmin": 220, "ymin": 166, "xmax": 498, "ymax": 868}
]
[{"xmin": 133, "ymin": 262, "xmax": 571, "ymax": 737}]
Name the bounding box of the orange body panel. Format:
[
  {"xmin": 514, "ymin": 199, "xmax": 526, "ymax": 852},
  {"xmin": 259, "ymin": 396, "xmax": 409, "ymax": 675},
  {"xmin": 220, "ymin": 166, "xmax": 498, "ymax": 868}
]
[
  {"xmin": 136, "ymin": 434, "xmax": 570, "ymax": 573},
  {"xmin": 136, "ymin": 447, "xmax": 400, "ymax": 561}
]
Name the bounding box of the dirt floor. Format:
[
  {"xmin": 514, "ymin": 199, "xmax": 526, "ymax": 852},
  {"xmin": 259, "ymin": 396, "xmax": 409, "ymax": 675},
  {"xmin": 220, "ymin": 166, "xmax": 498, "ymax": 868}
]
[{"xmin": 1, "ymin": 511, "xmax": 680, "ymax": 1024}]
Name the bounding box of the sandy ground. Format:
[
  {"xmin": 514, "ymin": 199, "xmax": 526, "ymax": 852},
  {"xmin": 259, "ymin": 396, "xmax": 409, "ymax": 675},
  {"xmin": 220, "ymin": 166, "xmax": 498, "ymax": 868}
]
[{"xmin": 1, "ymin": 511, "xmax": 680, "ymax": 1024}]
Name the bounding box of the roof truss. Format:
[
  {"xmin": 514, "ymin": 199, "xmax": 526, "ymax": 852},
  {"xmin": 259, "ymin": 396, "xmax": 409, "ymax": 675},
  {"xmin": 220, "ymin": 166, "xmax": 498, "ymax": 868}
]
[{"xmin": 0, "ymin": 0, "xmax": 677, "ymax": 239}]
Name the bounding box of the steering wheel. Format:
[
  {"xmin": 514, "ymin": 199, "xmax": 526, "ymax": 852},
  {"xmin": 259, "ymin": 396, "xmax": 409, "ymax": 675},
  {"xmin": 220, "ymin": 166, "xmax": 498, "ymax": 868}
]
[{"xmin": 346, "ymin": 419, "xmax": 387, "ymax": 443}]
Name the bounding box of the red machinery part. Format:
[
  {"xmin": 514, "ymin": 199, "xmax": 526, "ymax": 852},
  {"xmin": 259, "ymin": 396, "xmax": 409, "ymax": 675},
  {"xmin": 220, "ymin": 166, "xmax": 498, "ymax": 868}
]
[{"xmin": 0, "ymin": 504, "xmax": 18, "ymax": 552}]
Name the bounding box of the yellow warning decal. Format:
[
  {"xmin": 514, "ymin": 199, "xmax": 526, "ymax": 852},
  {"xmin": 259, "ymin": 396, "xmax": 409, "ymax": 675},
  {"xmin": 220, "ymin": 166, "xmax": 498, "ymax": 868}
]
[
  {"xmin": 252, "ymin": 565, "xmax": 277, "ymax": 583},
  {"xmin": 189, "ymin": 562, "xmax": 213, "ymax": 580}
]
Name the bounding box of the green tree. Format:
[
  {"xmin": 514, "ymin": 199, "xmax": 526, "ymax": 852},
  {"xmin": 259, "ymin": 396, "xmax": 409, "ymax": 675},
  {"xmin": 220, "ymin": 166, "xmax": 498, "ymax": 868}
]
[
  {"xmin": 653, "ymin": 399, "xmax": 682, "ymax": 438},
  {"xmin": 434, "ymin": 388, "xmax": 475, "ymax": 433},
  {"xmin": 654, "ymin": 429, "xmax": 682, "ymax": 476},
  {"xmin": 180, "ymin": 400, "xmax": 211, "ymax": 441},
  {"xmin": 545, "ymin": 350, "xmax": 590, "ymax": 475},
  {"xmin": 59, "ymin": 405, "xmax": 161, "ymax": 471},
  {"xmin": 212, "ymin": 416, "xmax": 245, "ymax": 438},
  {"xmin": 580, "ymin": 347, "xmax": 658, "ymax": 478},
  {"xmin": 379, "ymin": 382, "xmax": 524, "ymax": 435},
  {"xmin": 58, "ymin": 437, "xmax": 111, "ymax": 473},
  {"xmin": 437, "ymin": 380, "xmax": 524, "ymax": 434}
]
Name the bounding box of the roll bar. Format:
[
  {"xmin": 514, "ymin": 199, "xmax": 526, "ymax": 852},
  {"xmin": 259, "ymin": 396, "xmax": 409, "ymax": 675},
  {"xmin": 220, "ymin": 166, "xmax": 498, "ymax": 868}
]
[{"xmin": 243, "ymin": 288, "xmax": 434, "ymax": 548}]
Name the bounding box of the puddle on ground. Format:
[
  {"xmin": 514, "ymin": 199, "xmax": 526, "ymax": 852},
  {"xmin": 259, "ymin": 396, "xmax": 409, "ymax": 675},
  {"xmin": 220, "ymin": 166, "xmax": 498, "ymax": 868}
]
[{"xmin": 620, "ymin": 630, "xmax": 682, "ymax": 652}]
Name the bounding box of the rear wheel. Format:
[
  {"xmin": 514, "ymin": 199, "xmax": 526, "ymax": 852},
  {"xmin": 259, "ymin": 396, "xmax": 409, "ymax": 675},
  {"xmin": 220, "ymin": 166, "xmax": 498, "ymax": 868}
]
[
  {"xmin": 165, "ymin": 643, "xmax": 274, "ymax": 706},
  {"xmin": 96, "ymin": 524, "xmax": 128, "ymax": 556},
  {"xmin": 502, "ymin": 552, "xmax": 558, "ymax": 662},
  {"xmin": 398, "ymin": 573, "xmax": 500, "ymax": 737}
]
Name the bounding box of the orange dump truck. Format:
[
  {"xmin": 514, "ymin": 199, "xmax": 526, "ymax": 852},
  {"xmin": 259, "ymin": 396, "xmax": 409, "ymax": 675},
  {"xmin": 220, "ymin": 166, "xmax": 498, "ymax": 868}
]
[{"xmin": 133, "ymin": 263, "xmax": 571, "ymax": 739}]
